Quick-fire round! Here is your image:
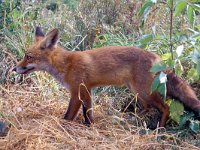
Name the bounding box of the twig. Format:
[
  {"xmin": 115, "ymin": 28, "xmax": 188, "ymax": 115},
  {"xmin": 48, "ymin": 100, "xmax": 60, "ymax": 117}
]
[{"xmin": 169, "ymin": 0, "xmax": 174, "ymax": 60}]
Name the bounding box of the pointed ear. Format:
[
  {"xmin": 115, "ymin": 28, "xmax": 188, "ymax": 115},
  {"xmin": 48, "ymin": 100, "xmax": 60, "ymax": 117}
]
[
  {"xmin": 40, "ymin": 29, "xmax": 59, "ymax": 49},
  {"xmin": 35, "ymin": 27, "xmax": 45, "ymax": 42}
]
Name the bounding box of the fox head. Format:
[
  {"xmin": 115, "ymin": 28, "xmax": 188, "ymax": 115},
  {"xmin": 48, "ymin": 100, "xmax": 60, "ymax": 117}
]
[{"xmin": 13, "ymin": 27, "xmax": 59, "ymax": 74}]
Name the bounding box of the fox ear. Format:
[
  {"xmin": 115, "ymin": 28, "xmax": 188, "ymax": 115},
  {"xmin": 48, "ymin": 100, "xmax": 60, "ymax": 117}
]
[
  {"xmin": 40, "ymin": 29, "xmax": 59, "ymax": 49},
  {"xmin": 35, "ymin": 27, "xmax": 45, "ymax": 42},
  {"xmin": 35, "ymin": 27, "xmax": 45, "ymax": 37}
]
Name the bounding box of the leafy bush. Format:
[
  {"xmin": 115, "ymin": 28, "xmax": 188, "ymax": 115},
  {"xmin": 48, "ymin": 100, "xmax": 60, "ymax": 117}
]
[{"xmin": 140, "ymin": 0, "xmax": 200, "ymax": 132}]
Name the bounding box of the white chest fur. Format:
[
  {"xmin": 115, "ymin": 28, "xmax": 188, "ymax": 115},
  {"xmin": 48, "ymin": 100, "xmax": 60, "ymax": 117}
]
[
  {"xmin": 43, "ymin": 64, "xmax": 70, "ymax": 90},
  {"xmin": 52, "ymin": 72, "xmax": 70, "ymax": 90}
]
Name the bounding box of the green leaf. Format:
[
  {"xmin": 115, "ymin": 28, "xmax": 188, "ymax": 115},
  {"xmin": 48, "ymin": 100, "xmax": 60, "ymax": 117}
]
[
  {"xmin": 175, "ymin": 1, "xmax": 187, "ymax": 16},
  {"xmin": 138, "ymin": 0, "xmax": 153, "ymax": 16},
  {"xmin": 192, "ymin": 4, "xmax": 200, "ymax": 11},
  {"xmin": 138, "ymin": 34, "xmax": 154, "ymax": 45},
  {"xmin": 137, "ymin": 34, "xmax": 154, "ymax": 48},
  {"xmin": 189, "ymin": 120, "xmax": 199, "ymax": 133},
  {"xmin": 175, "ymin": 59, "xmax": 183, "ymax": 77},
  {"xmin": 197, "ymin": 61, "xmax": 200, "ymax": 75},
  {"xmin": 175, "ymin": 65, "xmax": 183, "ymax": 77},
  {"xmin": 191, "ymin": 50, "xmax": 200, "ymax": 78},
  {"xmin": 193, "ymin": 33, "xmax": 200, "ymax": 40},
  {"xmin": 196, "ymin": 24, "xmax": 200, "ymax": 31},
  {"xmin": 157, "ymin": 83, "xmax": 166, "ymax": 99},
  {"xmin": 151, "ymin": 75, "xmax": 160, "ymax": 92},
  {"xmin": 151, "ymin": 73, "xmax": 167, "ymax": 99},
  {"xmin": 161, "ymin": 53, "xmax": 171, "ymax": 60},
  {"xmin": 170, "ymin": 100, "xmax": 184, "ymax": 124},
  {"xmin": 198, "ymin": 109, "xmax": 200, "ymax": 117},
  {"xmin": 179, "ymin": 112, "xmax": 194, "ymax": 127},
  {"xmin": 192, "ymin": 49, "xmax": 200, "ymax": 64},
  {"xmin": 11, "ymin": 9, "xmax": 21, "ymax": 20},
  {"xmin": 187, "ymin": 5, "xmax": 195, "ymax": 27},
  {"xmin": 149, "ymin": 62, "xmax": 166, "ymax": 72},
  {"xmin": 167, "ymin": 0, "xmax": 173, "ymax": 8},
  {"xmin": 167, "ymin": 58, "xmax": 175, "ymax": 68},
  {"xmin": 187, "ymin": 68, "xmax": 199, "ymax": 81}
]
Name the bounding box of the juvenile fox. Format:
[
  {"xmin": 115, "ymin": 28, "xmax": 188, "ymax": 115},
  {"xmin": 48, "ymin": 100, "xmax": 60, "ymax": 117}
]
[{"xmin": 13, "ymin": 27, "xmax": 200, "ymax": 127}]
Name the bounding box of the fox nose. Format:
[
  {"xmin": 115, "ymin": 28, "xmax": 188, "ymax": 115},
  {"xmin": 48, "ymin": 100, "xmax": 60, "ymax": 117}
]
[{"xmin": 12, "ymin": 67, "xmax": 16, "ymax": 72}]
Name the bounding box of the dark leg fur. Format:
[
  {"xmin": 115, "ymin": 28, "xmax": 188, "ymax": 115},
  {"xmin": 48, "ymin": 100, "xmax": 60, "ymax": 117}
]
[
  {"xmin": 64, "ymin": 97, "xmax": 82, "ymax": 120},
  {"xmin": 80, "ymin": 85, "xmax": 94, "ymax": 125},
  {"xmin": 150, "ymin": 92, "xmax": 169, "ymax": 127},
  {"xmin": 82, "ymin": 104, "xmax": 91, "ymax": 126}
]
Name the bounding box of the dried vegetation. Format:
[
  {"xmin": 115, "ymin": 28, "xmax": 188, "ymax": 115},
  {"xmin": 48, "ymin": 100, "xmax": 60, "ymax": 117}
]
[{"xmin": 1, "ymin": 82, "xmax": 200, "ymax": 149}]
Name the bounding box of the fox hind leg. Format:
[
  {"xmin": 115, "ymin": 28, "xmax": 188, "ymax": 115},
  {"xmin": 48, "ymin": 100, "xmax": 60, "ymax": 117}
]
[
  {"xmin": 127, "ymin": 80, "xmax": 169, "ymax": 127},
  {"xmin": 80, "ymin": 85, "xmax": 94, "ymax": 125}
]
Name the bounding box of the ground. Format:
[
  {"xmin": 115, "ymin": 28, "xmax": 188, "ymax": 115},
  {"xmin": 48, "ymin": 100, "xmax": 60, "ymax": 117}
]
[{"xmin": 0, "ymin": 73, "xmax": 200, "ymax": 150}]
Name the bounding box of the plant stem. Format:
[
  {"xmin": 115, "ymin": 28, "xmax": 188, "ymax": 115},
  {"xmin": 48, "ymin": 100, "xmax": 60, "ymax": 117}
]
[{"xmin": 169, "ymin": 0, "xmax": 174, "ymax": 60}]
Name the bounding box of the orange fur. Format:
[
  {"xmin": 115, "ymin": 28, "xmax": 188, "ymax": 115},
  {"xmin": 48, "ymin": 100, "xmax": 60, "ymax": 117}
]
[{"xmin": 13, "ymin": 27, "xmax": 200, "ymax": 127}]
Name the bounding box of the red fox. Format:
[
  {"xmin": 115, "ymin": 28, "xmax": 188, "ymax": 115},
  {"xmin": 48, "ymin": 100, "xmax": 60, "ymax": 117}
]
[{"xmin": 13, "ymin": 27, "xmax": 200, "ymax": 127}]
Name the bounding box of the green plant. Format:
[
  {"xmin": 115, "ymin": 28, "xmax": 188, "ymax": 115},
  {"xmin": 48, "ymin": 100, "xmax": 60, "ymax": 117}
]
[
  {"xmin": 137, "ymin": 0, "xmax": 200, "ymax": 131},
  {"xmin": 138, "ymin": 0, "xmax": 200, "ymax": 77},
  {"xmin": 0, "ymin": 0, "xmax": 21, "ymax": 31}
]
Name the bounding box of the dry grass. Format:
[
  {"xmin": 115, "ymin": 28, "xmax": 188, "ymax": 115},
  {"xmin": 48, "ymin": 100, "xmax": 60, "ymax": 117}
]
[{"xmin": 0, "ymin": 80, "xmax": 200, "ymax": 150}]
